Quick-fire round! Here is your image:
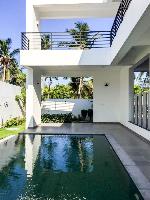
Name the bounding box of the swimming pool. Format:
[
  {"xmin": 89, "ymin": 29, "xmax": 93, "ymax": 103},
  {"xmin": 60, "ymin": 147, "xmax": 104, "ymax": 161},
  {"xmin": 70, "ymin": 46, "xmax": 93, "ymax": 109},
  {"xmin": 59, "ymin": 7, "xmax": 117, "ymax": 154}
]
[{"xmin": 0, "ymin": 134, "xmax": 143, "ymax": 200}]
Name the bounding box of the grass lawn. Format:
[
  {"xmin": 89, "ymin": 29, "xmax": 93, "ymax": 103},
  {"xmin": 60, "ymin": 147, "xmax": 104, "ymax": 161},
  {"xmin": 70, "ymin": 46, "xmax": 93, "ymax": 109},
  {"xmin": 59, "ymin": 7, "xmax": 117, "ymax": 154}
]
[{"xmin": 0, "ymin": 124, "xmax": 25, "ymax": 140}]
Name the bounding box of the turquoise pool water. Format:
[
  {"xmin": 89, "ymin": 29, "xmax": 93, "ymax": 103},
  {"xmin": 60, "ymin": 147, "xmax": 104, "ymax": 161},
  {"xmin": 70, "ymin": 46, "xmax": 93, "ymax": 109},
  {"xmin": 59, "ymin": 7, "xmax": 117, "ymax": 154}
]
[{"xmin": 0, "ymin": 135, "xmax": 143, "ymax": 200}]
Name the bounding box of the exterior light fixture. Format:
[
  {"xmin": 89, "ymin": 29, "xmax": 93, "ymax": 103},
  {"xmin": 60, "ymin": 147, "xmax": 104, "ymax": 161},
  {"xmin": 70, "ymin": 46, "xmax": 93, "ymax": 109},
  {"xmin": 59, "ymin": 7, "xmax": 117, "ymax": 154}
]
[{"xmin": 104, "ymin": 83, "xmax": 110, "ymax": 87}]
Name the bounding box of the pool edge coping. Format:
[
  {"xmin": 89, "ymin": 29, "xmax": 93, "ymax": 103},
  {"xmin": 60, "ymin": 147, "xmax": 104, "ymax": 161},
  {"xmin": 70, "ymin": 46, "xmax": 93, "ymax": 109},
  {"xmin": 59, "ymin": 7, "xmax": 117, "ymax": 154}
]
[
  {"xmin": 0, "ymin": 135, "xmax": 17, "ymax": 144},
  {"xmin": 105, "ymin": 134, "xmax": 150, "ymax": 200}
]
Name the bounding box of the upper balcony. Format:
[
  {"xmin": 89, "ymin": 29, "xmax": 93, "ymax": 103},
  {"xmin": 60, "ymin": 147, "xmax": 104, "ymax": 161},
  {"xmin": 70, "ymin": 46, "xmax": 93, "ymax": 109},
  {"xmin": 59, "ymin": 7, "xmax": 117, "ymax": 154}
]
[
  {"xmin": 23, "ymin": 0, "xmax": 132, "ymax": 50},
  {"xmin": 22, "ymin": 0, "xmax": 150, "ymax": 67}
]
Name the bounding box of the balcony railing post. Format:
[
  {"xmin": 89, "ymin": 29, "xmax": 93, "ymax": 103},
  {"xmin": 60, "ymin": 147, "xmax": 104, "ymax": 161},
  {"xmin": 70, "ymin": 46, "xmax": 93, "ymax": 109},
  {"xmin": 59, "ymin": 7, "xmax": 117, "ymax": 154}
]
[
  {"xmin": 110, "ymin": 31, "xmax": 112, "ymax": 46},
  {"xmin": 50, "ymin": 33, "xmax": 53, "ymax": 50},
  {"xmin": 80, "ymin": 32, "xmax": 81, "ymax": 48},
  {"xmin": 28, "ymin": 38, "xmax": 29, "ymax": 50},
  {"xmin": 143, "ymin": 92, "xmax": 147, "ymax": 129},
  {"xmin": 148, "ymin": 91, "xmax": 150, "ymax": 130},
  {"xmin": 21, "ymin": 33, "xmax": 23, "ymax": 50}
]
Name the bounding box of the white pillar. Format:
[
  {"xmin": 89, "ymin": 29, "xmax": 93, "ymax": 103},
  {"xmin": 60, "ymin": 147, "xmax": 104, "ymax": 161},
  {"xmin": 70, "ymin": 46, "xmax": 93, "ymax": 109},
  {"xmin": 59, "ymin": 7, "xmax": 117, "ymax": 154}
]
[
  {"xmin": 26, "ymin": 68, "xmax": 41, "ymax": 128},
  {"xmin": 26, "ymin": 0, "xmax": 39, "ymax": 32},
  {"xmin": 26, "ymin": 0, "xmax": 41, "ymax": 50},
  {"xmin": 129, "ymin": 67, "xmax": 134, "ymax": 123}
]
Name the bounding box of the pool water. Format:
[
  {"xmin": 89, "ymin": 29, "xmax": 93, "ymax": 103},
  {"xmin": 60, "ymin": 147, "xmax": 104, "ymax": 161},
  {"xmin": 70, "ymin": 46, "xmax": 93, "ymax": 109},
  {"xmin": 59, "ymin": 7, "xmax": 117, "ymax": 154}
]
[{"xmin": 0, "ymin": 134, "xmax": 143, "ymax": 200}]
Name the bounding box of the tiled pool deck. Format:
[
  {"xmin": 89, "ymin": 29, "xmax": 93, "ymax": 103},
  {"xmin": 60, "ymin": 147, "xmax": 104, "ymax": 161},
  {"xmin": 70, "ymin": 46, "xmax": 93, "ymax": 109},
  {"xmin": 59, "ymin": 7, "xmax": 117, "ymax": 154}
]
[{"xmin": 22, "ymin": 123, "xmax": 150, "ymax": 200}]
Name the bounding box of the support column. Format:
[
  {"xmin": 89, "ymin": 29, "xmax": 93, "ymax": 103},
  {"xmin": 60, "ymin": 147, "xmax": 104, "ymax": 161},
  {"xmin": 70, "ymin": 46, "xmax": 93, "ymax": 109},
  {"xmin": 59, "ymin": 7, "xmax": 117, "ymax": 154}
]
[
  {"xmin": 129, "ymin": 67, "xmax": 134, "ymax": 123},
  {"xmin": 26, "ymin": 0, "xmax": 41, "ymax": 49},
  {"xmin": 26, "ymin": 68, "xmax": 41, "ymax": 128}
]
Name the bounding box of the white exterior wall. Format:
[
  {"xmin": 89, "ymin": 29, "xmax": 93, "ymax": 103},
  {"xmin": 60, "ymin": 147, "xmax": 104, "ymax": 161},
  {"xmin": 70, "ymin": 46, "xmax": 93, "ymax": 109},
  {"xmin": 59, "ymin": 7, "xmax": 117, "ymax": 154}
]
[
  {"xmin": 0, "ymin": 82, "xmax": 22, "ymax": 125},
  {"xmin": 42, "ymin": 99, "xmax": 93, "ymax": 117},
  {"xmin": 93, "ymin": 69, "xmax": 120, "ymax": 122}
]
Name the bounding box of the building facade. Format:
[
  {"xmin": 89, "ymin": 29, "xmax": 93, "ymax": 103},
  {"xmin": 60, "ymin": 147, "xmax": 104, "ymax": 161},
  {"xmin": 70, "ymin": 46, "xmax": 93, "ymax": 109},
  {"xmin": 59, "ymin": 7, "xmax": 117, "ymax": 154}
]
[{"xmin": 20, "ymin": 0, "xmax": 150, "ymax": 139}]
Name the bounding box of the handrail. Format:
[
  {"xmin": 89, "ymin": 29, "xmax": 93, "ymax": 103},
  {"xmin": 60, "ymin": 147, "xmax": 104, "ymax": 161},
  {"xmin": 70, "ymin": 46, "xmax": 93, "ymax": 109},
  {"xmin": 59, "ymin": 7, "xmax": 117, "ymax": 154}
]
[
  {"xmin": 110, "ymin": 0, "xmax": 132, "ymax": 45},
  {"xmin": 21, "ymin": 31, "xmax": 111, "ymax": 50}
]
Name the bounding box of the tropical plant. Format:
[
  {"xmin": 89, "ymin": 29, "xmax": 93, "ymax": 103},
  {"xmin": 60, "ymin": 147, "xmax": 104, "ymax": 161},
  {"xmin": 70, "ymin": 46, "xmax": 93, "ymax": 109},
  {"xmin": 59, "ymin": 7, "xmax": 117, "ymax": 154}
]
[
  {"xmin": 68, "ymin": 77, "xmax": 93, "ymax": 99},
  {"xmin": 82, "ymin": 78, "xmax": 93, "ymax": 99},
  {"xmin": 68, "ymin": 77, "xmax": 81, "ymax": 98},
  {"xmin": 41, "ymin": 113, "xmax": 73, "ymax": 123},
  {"xmin": 42, "ymin": 84, "xmax": 74, "ymax": 100},
  {"xmin": 59, "ymin": 22, "xmax": 98, "ymax": 49},
  {"xmin": 44, "ymin": 77, "xmax": 58, "ymax": 99},
  {"xmin": 135, "ymin": 72, "xmax": 149, "ymax": 88},
  {"xmin": 41, "ymin": 35, "xmax": 52, "ymax": 50},
  {"xmin": 0, "ymin": 38, "xmax": 19, "ymax": 81},
  {"xmin": 3, "ymin": 117, "xmax": 25, "ymax": 128},
  {"xmin": 9, "ymin": 64, "xmax": 26, "ymax": 87},
  {"xmin": 134, "ymin": 85, "xmax": 150, "ymax": 94}
]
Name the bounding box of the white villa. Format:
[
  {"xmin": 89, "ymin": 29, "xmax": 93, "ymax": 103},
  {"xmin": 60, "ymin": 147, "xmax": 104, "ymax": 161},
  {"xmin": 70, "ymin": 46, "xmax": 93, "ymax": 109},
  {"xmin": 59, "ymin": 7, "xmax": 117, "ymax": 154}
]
[{"xmin": 20, "ymin": 0, "xmax": 150, "ymax": 140}]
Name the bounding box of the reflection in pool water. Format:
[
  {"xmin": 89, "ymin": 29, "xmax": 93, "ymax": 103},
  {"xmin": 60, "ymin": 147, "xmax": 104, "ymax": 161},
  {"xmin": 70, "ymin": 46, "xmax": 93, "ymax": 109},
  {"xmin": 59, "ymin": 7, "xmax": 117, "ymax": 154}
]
[{"xmin": 0, "ymin": 134, "xmax": 143, "ymax": 200}]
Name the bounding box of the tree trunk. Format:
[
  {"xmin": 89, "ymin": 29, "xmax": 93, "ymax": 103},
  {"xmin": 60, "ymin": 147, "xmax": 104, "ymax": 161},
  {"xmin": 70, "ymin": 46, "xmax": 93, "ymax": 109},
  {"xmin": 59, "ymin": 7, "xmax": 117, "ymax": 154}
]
[
  {"xmin": 78, "ymin": 77, "xmax": 83, "ymax": 99},
  {"xmin": 48, "ymin": 84, "xmax": 51, "ymax": 99},
  {"xmin": 3, "ymin": 65, "xmax": 6, "ymax": 82}
]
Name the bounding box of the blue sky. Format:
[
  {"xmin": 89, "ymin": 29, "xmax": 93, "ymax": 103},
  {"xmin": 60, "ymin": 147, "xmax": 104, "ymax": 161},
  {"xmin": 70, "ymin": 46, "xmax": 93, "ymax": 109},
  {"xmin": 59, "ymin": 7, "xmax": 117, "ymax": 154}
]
[
  {"xmin": 0, "ymin": 0, "xmax": 114, "ymax": 86},
  {"xmin": 0, "ymin": 0, "xmax": 26, "ymax": 50}
]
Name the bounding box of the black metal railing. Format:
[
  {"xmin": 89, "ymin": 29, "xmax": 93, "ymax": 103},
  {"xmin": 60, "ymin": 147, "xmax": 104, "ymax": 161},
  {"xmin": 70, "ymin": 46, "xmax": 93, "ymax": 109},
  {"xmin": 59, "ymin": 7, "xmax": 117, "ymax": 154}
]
[
  {"xmin": 21, "ymin": 31, "xmax": 111, "ymax": 50},
  {"xmin": 110, "ymin": 0, "xmax": 132, "ymax": 45},
  {"xmin": 21, "ymin": 33, "xmax": 30, "ymax": 50},
  {"xmin": 132, "ymin": 92, "xmax": 150, "ymax": 130}
]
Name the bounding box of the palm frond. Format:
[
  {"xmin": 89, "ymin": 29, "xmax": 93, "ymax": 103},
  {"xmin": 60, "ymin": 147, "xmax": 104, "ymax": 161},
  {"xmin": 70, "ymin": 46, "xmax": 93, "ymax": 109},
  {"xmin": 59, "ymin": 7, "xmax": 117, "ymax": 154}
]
[{"xmin": 10, "ymin": 49, "xmax": 20, "ymax": 57}]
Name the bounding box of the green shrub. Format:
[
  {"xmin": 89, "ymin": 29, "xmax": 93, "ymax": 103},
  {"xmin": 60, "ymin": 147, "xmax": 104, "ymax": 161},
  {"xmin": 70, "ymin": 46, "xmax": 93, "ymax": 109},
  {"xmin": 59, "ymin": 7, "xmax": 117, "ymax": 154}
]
[
  {"xmin": 81, "ymin": 110, "xmax": 88, "ymax": 120},
  {"xmin": 41, "ymin": 113, "xmax": 73, "ymax": 123},
  {"xmin": 3, "ymin": 117, "xmax": 25, "ymax": 128}
]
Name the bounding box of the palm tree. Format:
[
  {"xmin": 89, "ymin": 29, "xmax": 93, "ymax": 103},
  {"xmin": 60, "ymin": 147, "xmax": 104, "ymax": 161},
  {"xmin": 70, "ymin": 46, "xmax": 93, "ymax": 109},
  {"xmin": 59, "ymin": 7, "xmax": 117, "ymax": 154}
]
[
  {"xmin": 60, "ymin": 22, "xmax": 94, "ymax": 98},
  {"xmin": 135, "ymin": 72, "xmax": 149, "ymax": 88},
  {"xmin": 59, "ymin": 21, "xmax": 102, "ymax": 50},
  {"xmin": 41, "ymin": 35, "xmax": 52, "ymax": 50},
  {"xmin": 9, "ymin": 63, "xmax": 26, "ymax": 87},
  {"xmin": 67, "ymin": 22, "xmax": 91, "ymax": 49},
  {"xmin": 69, "ymin": 77, "xmax": 93, "ymax": 99},
  {"xmin": 59, "ymin": 22, "xmax": 92, "ymax": 49},
  {"xmin": 0, "ymin": 38, "xmax": 19, "ymax": 82},
  {"xmin": 82, "ymin": 78, "xmax": 93, "ymax": 99},
  {"xmin": 44, "ymin": 77, "xmax": 58, "ymax": 99}
]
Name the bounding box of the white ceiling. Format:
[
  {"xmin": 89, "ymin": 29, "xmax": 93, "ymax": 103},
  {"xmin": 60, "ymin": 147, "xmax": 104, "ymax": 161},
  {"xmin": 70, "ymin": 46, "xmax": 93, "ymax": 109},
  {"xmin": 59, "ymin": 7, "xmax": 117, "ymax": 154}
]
[{"xmin": 34, "ymin": 1, "xmax": 120, "ymax": 19}]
